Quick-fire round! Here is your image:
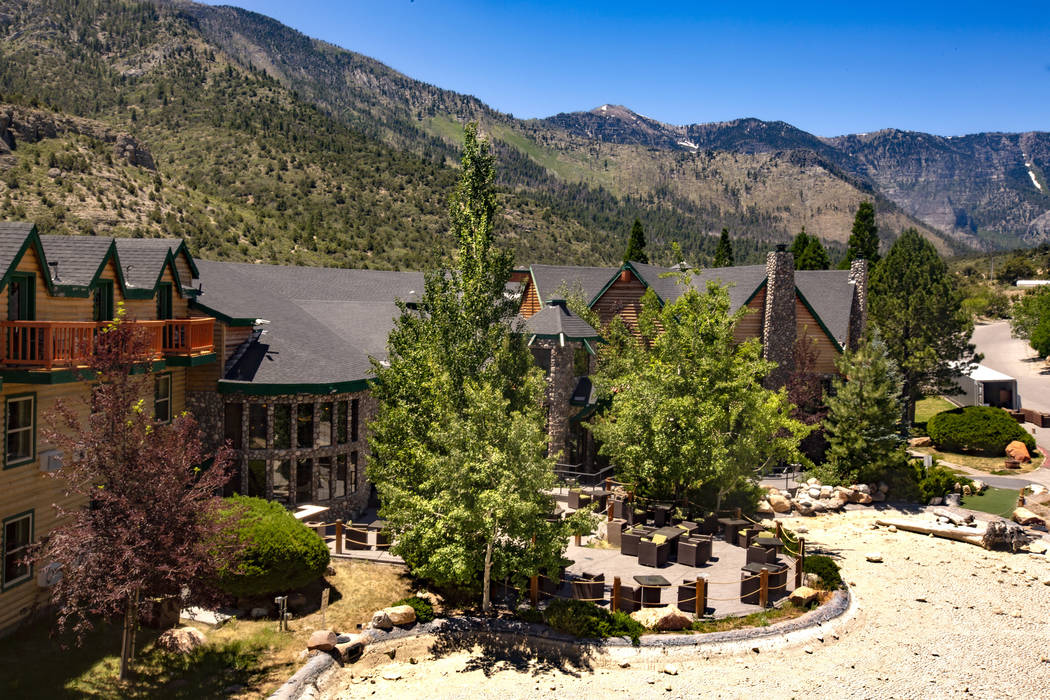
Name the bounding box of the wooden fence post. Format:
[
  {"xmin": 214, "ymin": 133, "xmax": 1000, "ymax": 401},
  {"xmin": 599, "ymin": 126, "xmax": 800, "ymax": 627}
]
[
  {"xmin": 695, "ymin": 577, "xmax": 706, "ymax": 617},
  {"xmin": 735, "ymin": 506, "xmax": 742, "ymax": 520},
  {"xmin": 612, "ymin": 576, "xmax": 621, "ymax": 613},
  {"xmin": 796, "ymin": 537, "xmax": 806, "ymax": 588},
  {"xmin": 759, "ymin": 568, "xmax": 769, "ymax": 608},
  {"xmin": 574, "ymin": 533, "xmax": 582, "ymax": 547},
  {"xmin": 530, "ymin": 575, "xmax": 539, "ymax": 607},
  {"xmin": 335, "ymin": 520, "xmax": 344, "ymax": 555},
  {"xmin": 775, "ymin": 521, "xmax": 783, "ymax": 540},
  {"xmin": 607, "ymin": 500, "xmax": 614, "ymax": 522}
]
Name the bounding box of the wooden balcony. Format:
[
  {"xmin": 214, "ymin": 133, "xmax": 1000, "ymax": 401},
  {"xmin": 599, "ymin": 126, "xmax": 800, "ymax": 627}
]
[{"xmin": 0, "ymin": 318, "xmax": 215, "ymax": 370}]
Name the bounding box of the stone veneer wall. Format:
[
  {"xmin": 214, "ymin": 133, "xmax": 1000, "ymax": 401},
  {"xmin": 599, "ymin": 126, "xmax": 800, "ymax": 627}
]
[
  {"xmin": 762, "ymin": 248, "xmax": 797, "ymax": 388},
  {"xmin": 847, "ymin": 259, "xmax": 869, "ymax": 350},
  {"xmin": 536, "ymin": 339, "xmax": 578, "ymax": 464},
  {"xmin": 190, "ymin": 389, "xmax": 376, "ymax": 521}
]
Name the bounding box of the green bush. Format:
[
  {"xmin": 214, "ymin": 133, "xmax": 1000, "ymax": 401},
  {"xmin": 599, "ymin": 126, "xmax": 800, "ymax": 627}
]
[
  {"xmin": 543, "ymin": 599, "xmax": 644, "ymax": 645},
  {"xmin": 916, "ymin": 465, "xmax": 971, "ymax": 502},
  {"xmin": 1031, "ymin": 316, "xmax": 1050, "ymax": 359},
  {"xmin": 802, "ymin": 555, "xmax": 842, "ymax": 590},
  {"xmin": 515, "ymin": 607, "xmax": 544, "ymax": 624},
  {"xmin": 927, "ymin": 406, "xmax": 1035, "ymax": 456},
  {"xmin": 393, "ymin": 595, "xmax": 435, "ymax": 624},
  {"xmin": 216, "ymin": 496, "xmax": 330, "ymax": 597}
]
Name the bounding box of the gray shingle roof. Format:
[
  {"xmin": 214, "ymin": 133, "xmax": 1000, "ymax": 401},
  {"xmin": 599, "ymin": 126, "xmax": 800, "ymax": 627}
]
[
  {"xmin": 529, "ymin": 264, "xmax": 620, "ymax": 306},
  {"xmin": 195, "ymin": 260, "xmax": 423, "ymax": 386},
  {"xmin": 630, "ymin": 261, "xmax": 768, "ymax": 310},
  {"xmin": 795, "ymin": 270, "xmax": 855, "ymax": 348},
  {"xmin": 0, "ymin": 222, "xmax": 36, "ymax": 279},
  {"xmin": 114, "ymin": 238, "xmax": 185, "ymax": 290},
  {"xmin": 39, "ymin": 235, "xmax": 114, "ymax": 287},
  {"xmin": 524, "ymin": 300, "xmax": 600, "ymax": 341}
]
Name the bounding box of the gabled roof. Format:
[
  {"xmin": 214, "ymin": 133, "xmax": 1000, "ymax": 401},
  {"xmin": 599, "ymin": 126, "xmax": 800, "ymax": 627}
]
[
  {"xmin": 39, "ymin": 235, "xmax": 117, "ymax": 289},
  {"xmin": 524, "ymin": 300, "xmax": 601, "ymax": 344},
  {"xmin": 620, "ymin": 261, "xmax": 768, "ymax": 310},
  {"xmin": 114, "ymin": 238, "xmax": 191, "ymax": 293},
  {"xmin": 528, "ymin": 264, "xmax": 620, "ymax": 306},
  {"xmin": 795, "ymin": 270, "xmax": 855, "ymax": 350}
]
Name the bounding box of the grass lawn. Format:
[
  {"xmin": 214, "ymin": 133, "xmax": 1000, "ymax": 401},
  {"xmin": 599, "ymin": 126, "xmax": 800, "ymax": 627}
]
[
  {"xmin": 685, "ymin": 595, "xmax": 823, "ymax": 634},
  {"xmin": 913, "ymin": 446, "xmax": 1044, "ymax": 474},
  {"xmin": 912, "ymin": 396, "xmax": 958, "ymax": 434},
  {"xmin": 0, "ymin": 560, "xmax": 413, "ymax": 699},
  {"xmin": 961, "ymin": 487, "xmax": 1020, "ymax": 518}
]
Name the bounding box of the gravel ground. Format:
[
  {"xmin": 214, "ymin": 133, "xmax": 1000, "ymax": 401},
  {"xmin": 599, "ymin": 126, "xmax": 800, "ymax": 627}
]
[{"xmin": 322, "ymin": 508, "xmax": 1050, "ymax": 700}]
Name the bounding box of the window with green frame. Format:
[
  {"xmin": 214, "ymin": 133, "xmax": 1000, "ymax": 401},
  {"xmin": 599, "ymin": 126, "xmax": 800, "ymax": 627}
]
[
  {"xmin": 154, "ymin": 374, "xmax": 172, "ymax": 423},
  {"xmin": 7, "ymin": 272, "xmax": 35, "ymax": 321},
  {"xmin": 2, "ymin": 510, "xmax": 33, "ymax": 590},
  {"xmin": 156, "ymin": 282, "xmax": 173, "ymax": 320},
  {"xmin": 5, "ymin": 394, "xmax": 35, "ymax": 467},
  {"xmin": 92, "ymin": 280, "xmax": 114, "ymax": 322}
]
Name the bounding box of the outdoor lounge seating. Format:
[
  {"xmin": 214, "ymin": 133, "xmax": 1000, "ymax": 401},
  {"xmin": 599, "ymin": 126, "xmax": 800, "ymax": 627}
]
[
  {"xmin": 676, "ymin": 521, "xmax": 699, "ymax": 536},
  {"xmin": 618, "ymin": 585, "xmax": 642, "ymax": 613},
  {"xmin": 567, "ymin": 489, "xmax": 592, "ymax": 510},
  {"xmin": 345, "ymin": 522, "xmax": 370, "ymax": 550},
  {"xmin": 609, "ymin": 496, "xmax": 627, "ymax": 520},
  {"xmin": 736, "ymin": 527, "xmax": 760, "ymax": 549},
  {"xmin": 571, "ymin": 572, "xmax": 605, "ymax": 602},
  {"xmin": 620, "ymin": 525, "xmax": 654, "ymax": 556},
  {"xmin": 745, "ymin": 544, "xmax": 777, "ymax": 566},
  {"xmin": 677, "ymin": 535, "xmax": 713, "ymax": 567},
  {"xmin": 701, "ymin": 514, "xmax": 720, "ymax": 535},
  {"xmin": 740, "ymin": 561, "xmax": 790, "ymax": 605},
  {"xmin": 677, "ymin": 578, "xmax": 706, "ymax": 614},
  {"xmin": 626, "ymin": 506, "xmax": 651, "ymax": 526},
  {"xmin": 638, "ymin": 536, "xmax": 671, "ymax": 567},
  {"xmin": 653, "ymin": 504, "xmax": 672, "ymax": 527},
  {"xmin": 606, "ymin": 519, "xmax": 627, "ymax": 548}
]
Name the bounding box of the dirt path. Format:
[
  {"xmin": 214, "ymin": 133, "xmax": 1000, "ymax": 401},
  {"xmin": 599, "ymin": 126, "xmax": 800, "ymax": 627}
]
[{"xmin": 321, "ymin": 509, "xmax": 1050, "ymax": 699}]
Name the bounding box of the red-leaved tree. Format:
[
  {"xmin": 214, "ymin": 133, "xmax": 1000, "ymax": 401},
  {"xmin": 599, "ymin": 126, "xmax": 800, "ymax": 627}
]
[{"xmin": 35, "ymin": 313, "xmax": 240, "ymax": 679}]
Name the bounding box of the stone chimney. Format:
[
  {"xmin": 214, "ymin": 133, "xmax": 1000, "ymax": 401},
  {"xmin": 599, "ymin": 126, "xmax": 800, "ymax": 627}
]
[
  {"xmin": 847, "ymin": 259, "xmax": 869, "ymax": 350},
  {"xmin": 762, "ymin": 245, "xmax": 796, "ymax": 387}
]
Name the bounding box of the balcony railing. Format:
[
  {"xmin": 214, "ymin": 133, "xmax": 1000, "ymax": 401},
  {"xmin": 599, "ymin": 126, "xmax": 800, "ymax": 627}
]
[{"xmin": 0, "ymin": 318, "xmax": 215, "ymax": 369}]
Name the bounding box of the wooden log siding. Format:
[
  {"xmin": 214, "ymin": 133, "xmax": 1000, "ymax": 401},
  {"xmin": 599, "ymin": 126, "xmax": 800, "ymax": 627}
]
[
  {"xmin": 519, "ymin": 280, "xmax": 541, "ymax": 318},
  {"xmin": 795, "ymin": 295, "xmax": 840, "ymax": 374},
  {"xmin": 591, "ymin": 270, "xmax": 647, "ymax": 332},
  {"xmin": 734, "ymin": 285, "xmax": 765, "ymax": 343}
]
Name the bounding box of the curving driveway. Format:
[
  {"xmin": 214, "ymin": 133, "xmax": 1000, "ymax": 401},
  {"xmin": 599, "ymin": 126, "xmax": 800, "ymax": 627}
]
[{"xmin": 971, "ymin": 321, "xmax": 1050, "ymax": 414}]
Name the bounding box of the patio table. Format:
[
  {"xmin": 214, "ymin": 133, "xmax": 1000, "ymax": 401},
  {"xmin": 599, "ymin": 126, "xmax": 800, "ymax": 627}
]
[
  {"xmin": 651, "ymin": 526, "xmax": 687, "ymax": 542},
  {"xmin": 754, "ymin": 536, "xmax": 784, "ymax": 557},
  {"xmin": 582, "ymin": 487, "xmax": 613, "ymax": 510},
  {"xmin": 717, "ymin": 517, "xmax": 749, "ymax": 544},
  {"xmin": 633, "ymin": 574, "xmax": 671, "ymax": 607}
]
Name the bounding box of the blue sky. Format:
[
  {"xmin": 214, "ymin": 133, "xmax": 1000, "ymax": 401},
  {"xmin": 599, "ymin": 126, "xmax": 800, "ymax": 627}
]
[{"xmin": 201, "ymin": 1, "xmax": 1050, "ymax": 136}]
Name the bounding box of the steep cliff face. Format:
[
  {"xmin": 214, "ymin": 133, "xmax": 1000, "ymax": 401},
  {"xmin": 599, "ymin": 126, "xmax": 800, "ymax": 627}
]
[{"xmin": 0, "ymin": 104, "xmax": 155, "ymax": 169}]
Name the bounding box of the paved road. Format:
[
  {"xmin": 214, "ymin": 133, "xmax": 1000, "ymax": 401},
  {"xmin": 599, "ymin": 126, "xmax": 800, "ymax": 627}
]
[{"xmin": 971, "ymin": 320, "xmax": 1050, "ymax": 414}]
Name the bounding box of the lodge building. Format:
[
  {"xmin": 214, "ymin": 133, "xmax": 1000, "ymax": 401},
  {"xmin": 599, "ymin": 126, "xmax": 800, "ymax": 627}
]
[{"xmin": 0, "ymin": 222, "xmax": 867, "ymax": 635}]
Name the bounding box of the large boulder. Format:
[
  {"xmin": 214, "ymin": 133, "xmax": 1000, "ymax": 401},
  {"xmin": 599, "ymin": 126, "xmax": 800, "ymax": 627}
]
[
  {"xmin": 769, "ymin": 494, "xmax": 792, "ymax": 513},
  {"xmin": 789, "ymin": 586, "xmax": 819, "ymax": 607},
  {"xmin": 384, "ymin": 605, "xmax": 417, "ymax": 626},
  {"xmin": 629, "ymin": 605, "xmax": 692, "ymax": 631},
  {"xmin": 855, "ymin": 492, "xmax": 873, "ymax": 505},
  {"xmin": 1006, "ymin": 441, "xmax": 1032, "ymax": 462},
  {"xmin": 756, "ymin": 500, "xmax": 774, "ymax": 515},
  {"xmin": 307, "ymin": 629, "xmax": 337, "ymax": 651},
  {"xmin": 909, "ymin": 436, "xmax": 933, "ymax": 447},
  {"xmin": 156, "ymin": 626, "xmax": 206, "ymax": 654},
  {"xmin": 369, "ymin": 610, "xmax": 393, "ymax": 630},
  {"xmin": 971, "ymin": 479, "xmax": 987, "ymax": 494}
]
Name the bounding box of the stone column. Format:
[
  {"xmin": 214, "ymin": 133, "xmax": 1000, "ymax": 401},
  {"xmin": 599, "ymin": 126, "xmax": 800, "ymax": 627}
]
[
  {"xmin": 762, "ymin": 246, "xmax": 796, "ymax": 388},
  {"xmin": 848, "ymin": 259, "xmax": 869, "ymax": 350},
  {"xmin": 543, "ymin": 340, "xmax": 577, "ymax": 464}
]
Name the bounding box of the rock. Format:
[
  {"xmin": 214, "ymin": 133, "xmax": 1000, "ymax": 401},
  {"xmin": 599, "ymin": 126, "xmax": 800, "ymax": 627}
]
[
  {"xmin": 756, "ymin": 500, "xmax": 774, "ymax": 515},
  {"xmin": 663, "ymin": 663, "xmax": 679, "ymax": 676},
  {"xmin": 829, "ymin": 497, "xmax": 849, "ymax": 511},
  {"xmin": 972, "ymin": 479, "xmax": 986, "ymax": 493},
  {"xmin": 878, "ymin": 481, "xmax": 890, "ymax": 494},
  {"xmin": 856, "ymin": 493, "xmax": 873, "ymax": 505},
  {"xmin": 928, "ymin": 497, "xmax": 943, "ymax": 506},
  {"xmin": 803, "ymin": 573, "xmax": 821, "ymax": 587},
  {"xmin": 789, "ymin": 586, "xmax": 819, "ymax": 607},
  {"xmin": 909, "ymin": 436, "xmax": 933, "ymax": 447},
  {"xmin": 807, "ymin": 478, "xmax": 819, "ymax": 486},
  {"xmin": 369, "ymin": 611, "xmax": 393, "ymax": 631},
  {"xmin": 810, "ymin": 500, "xmax": 827, "ymax": 513},
  {"xmin": 766, "ymin": 487, "xmax": 780, "ymax": 496},
  {"xmin": 47, "ymin": 167, "xmax": 61, "ymax": 178},
  {"xmin": 307, "ymin": 629, "xmax": 338, "ymax": 652},
  {"xmin": 795, "ymin": 501, "xmax": 815, "ymax": 516},
  {"xmin": 866, "ymin": 552, "xmax": 884, "ymax": 563},
  {"xmin": 854, "ymin": 483, "xmax": 871, "ymax": 495},
  {"xmin": 336, "ymin": 635, "xmax": 366, "ymax": 661},
  {"xmin": 888, "ymin": 525, "xmax": 898, "ymax": 533},
  {"xmin": 155, "ymin": 626, "xmax": 206, "ymax": 654},
  {"xmin": 870, "ymin": 491, "xmax": 886, "ymax": 503},
  {"xmin": 288, "ymin": 592, "xmax": 308, "ymax": 613},
  {"xmin": 944, "ymin": 493, "xmax": 961, "ymax": 507},
  {"xmin": 1028, "ymin": 540, "xmax": 1048, "ymax": 554},
  {"xmin": 1029, "ymin": 484, "xmax": 1048, "ymax": 496},
  {"xmin": 383, "ymin": 605, "xmax": 417, "ymax": 626},
  {"xmin": 326, "ymin": 565, "xmax": 337, "ymax": 576},
  {"xmin": 1013, "ymin": 508, "xmax": 1043, "ymax": 526},
  {"xmin": 250, "ymin": 607, "xmax": 269, "ymax": 620},
  {"xmin": 962, "ymin": 485, "xmax": 973, "ymax": 496},
  {"xmin": 629, "ymin": 606, "xmax": 692, "ymax": 631},
  {"xmin": 769, "ymin": 494, "xmax": 792, "ymax": 513},
  {"xmin": 795, "ymin": 526, "xmax": 808, "ymax": 534},
  {"xmin": 1006, "ymin": 441, "xmax": 1031, "ymax": 463},
  {"xmin": 618, "ymin": 660, "xmax": 631, "ymax": 668},
  {"xmin": 819, "ymin": 485, "xmax": 833, "ymax": 499},
  {"xmin": 382, "ymin": 669, "xmax": 402, "ymax": 681},
  {"xmin": 808, "ymin": 487, "xmax": 822, "ymax": 499}
]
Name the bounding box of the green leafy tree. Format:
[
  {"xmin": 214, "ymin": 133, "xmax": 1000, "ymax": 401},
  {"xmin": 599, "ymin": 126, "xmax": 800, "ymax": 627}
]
[
  {"xmin": 1012, "ymin": 286, "xmax": 1050, "ymax": 357},
  {"xmin": 843, "ymin": 201, "xmax": 879, "ymax": 266},
  {"xmin": 790, "ymin": 227, "xmax": 830, "ymax": 270},
  {"xmin": 869, "ymin": 229, "xmax": 979, "ymax": 426},
  {"xmin": 995, "ymin": 254, "xmax": 1036, "ymax": 285},
  {"xmin": 713, "ymin": 227, "xmax": 734, "ymax": 267},
  {"xmin": 588, "ymin": 276, "xmax": 810, "ymax": 511},
  {"xmin": 821, "ymin": 332, "xmax": 906, "ymax": 484},
  {"xmin": 623, "ymin": 218, "xmax": 649, "ymax": 263},
  {"xmin": 368, "ymin": 124, "xmax": 591, "ymax": 611}
]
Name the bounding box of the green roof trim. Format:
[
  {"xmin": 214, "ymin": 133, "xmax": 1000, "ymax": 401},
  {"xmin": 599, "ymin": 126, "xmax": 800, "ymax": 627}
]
[
  {"xmin": 794, "ymin": 287, "xmax": 844, "ymax": 353},
  {"xmin": 189, "ymin": 299, "xmax": 257, "ymax": 327},
  {"xmin": 586, "ymin": 263, "xmax": 632, "ymax": 307},
  {"xmin": 741, "ymin": 277, "xmax": 767, "ymax": 307},
  {"xmin": 165, "ymin": 352, "xmax": 218, "ymax": 367},
  {"xmin": 217, "ymin": 378, "xmax": 372, "ymax": 396}
]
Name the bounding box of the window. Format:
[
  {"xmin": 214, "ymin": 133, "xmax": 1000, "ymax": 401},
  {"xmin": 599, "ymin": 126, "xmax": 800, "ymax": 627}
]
[
  {"xmin": 93, "ymin": 280, "xmax": 114, "ymax": 322},
  {"xmin": 2, "ymin": 511, "xmax": 33, "ymax": 589},
  {"xmin": 317, "ymin": 456, "xmax": 332, "ymax": 501},
  {"xmin": 530, "ymin": 347, "xmax": 551, "ymax": 377},
  {"xmin": 247, "ymin": 459, "xmax": 266, "ymax": 498},
  {"xmin": 154, "ymin": 374, "xmax": 172, "ymax": 423},
  {"xmin": 223, "ymin": 460, "xmax": 242, "ymax": 498},
  {"xmin": 336, "ymin": 401, "xmax": 348, "ymax": 444},
  {"xmin": 223, "ymin": 403, "xmax": 243, "ymax": 449},
  {"xmin": 248, "ymin": 404, "xmax": 267, "ymax": 449},
  {"xmin": 156, "ymin": 282, "xmax": 173, "ymax": 320},
  {"xmin": 296, "ymin": 404, "xmax": 313, "ymax": 449},
  {"xmin": 350, "ymin": 451, "xmax": 358, "ymax": 493},
  {"xmin": 272, "ymin": 459, "xmax": 291, "ymax": 504},
  {"xmin": 295, "ymin": 458, "xmax": 313, "ymax": 503},
  {"xmin": 350, "ymin": 399, "xmax": 360, "ymax": 443},
  {"xmin": 335, "ymin": 454, "xmax": 347, "ymax": 499},
  {"xmin": 273, "ymin": 404, "xmax": 291, "ymax": 449},
  {"xmin": 7, "ymin": 273, "xmax": 35, "ymax": 321},
  {"xmin": 317, "ymin": 402, "xmax": 332, "ymax": 447},
  {"xmin": 5, "ymin": 395, "xmax": 35, "ymax": 467}
]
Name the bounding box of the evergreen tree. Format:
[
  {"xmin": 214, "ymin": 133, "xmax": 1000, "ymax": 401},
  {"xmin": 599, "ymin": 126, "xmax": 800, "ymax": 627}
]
[
  {"xmin": 789, "ymin": 228, "xmax": 812, "ymax": 260},
  {"xmin": 789, "ymin": 227, "xmax": 830, "ymax": 270},
  {"xmin": 623, "ymin": 218, "xmax": 649, "ymax": 263},
  {"xmin": 821, "ymin": 332, "xmax": 906, "ymax": 484},
  {"xmin": 869, "ymin": 229, "xmax": 979, "ymax": 426},
  {"xmin": 368, "ymin": 124, "xmax": 591, "ymax": 611},
  {"xmin": 844, "ymin": 201, "xmax": 880, "ymax": 266},
  {"xmin": 714, "ymin": 227, "xmax": 734, "ymax": 267}
]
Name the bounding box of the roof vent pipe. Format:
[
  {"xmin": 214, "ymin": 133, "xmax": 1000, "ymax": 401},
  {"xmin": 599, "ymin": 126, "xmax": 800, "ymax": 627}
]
[{"xmin": 48, "ymin": 261, "xmax": 59, "ymax": 282}]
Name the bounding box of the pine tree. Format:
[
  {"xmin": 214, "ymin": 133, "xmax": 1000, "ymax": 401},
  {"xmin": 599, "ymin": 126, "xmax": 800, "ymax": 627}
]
[
  {"xmin": 870, "ymin": 229, "xmax": 979, "ymax": 425},
  {"xmin": 789, "ymin": 228, "xmax": 812, "ymax": 261},
  {"xmin": 844, "ymin": 201, "xmax": 880, "ymax": 265},
  {"xmin": 821, "ymin": 332, "xmax": 906, "ymax": 484},
  {"xmin": 623, "ymin": 218, "xmax": 648, "ymax": 263},
  {"xmin": 713, "ymin": 227, "xmax": 734, "ymax": 267}
]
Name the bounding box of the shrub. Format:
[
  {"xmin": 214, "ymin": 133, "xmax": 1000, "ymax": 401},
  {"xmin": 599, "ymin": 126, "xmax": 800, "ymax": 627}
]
[
  {"xmin": 393, "ymin": 595, "xmax": 435, "ymax": 624},
  {"xmin": 802, "ymin": 555, "xmax": 842, "ymax": 590},
  {"xmin": 515, "ymin": 607, "xmax": 544, "ymax": 624},
  {"xmin": 927, "ymin": 406, "xmax": 1035, "ymax": 456},
  {"xmin": 542, "ymin": 599, "xmax": 644, "ymax": 645},
  {"xmin": 216, "ymin": 496, "xmax": 330, "ymax": 597},
  {"xmin": 917, "ymin": 466, "xmax": 971, "ymax": 503}
]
